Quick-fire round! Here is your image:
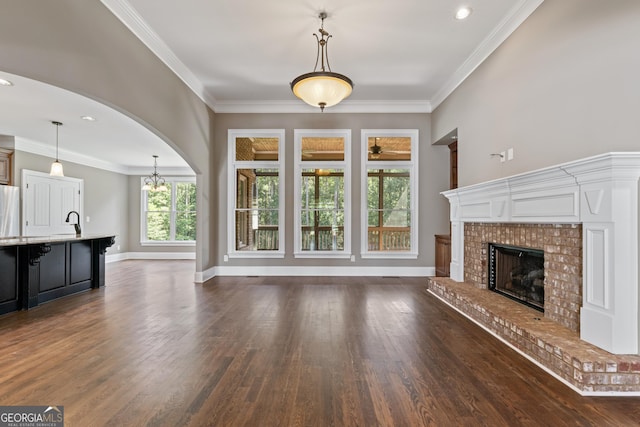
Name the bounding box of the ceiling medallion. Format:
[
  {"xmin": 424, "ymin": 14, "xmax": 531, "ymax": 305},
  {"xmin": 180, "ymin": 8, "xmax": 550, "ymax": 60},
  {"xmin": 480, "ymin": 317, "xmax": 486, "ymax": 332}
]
[{"xmin": 290, "ymin": 12, "xmax": 353, "ymax": 112}]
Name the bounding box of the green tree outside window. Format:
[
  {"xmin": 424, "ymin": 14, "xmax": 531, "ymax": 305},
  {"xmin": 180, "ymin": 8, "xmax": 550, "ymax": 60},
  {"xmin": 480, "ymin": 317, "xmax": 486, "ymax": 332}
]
[{"xmin": 144, "ymin": 180, "xmax": 196, "ymax": 242}]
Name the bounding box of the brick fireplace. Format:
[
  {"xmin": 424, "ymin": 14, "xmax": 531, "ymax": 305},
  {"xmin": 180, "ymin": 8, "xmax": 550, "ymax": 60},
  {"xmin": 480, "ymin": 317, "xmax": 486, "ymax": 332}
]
[
  {"xmin": 431, "ymin": 152, "xmax": 640, "ymax": 395},
  {"xmin": 465, "ymin": 222, "xmax": 582, "ymax": 331}
]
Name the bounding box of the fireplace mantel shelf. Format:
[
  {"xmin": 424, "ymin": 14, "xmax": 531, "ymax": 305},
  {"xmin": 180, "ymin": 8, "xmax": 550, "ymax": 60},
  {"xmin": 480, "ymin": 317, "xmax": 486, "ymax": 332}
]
[{"xmin": 441, "ymin": 152, "xmax": 640, "ymax": 355}]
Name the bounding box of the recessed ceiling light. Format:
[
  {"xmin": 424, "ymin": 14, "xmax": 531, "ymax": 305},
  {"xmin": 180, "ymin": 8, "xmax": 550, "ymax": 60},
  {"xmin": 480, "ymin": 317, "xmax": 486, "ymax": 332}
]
[
  {"xmin": 455, "ymin": 6, "xmax": 473, "ymax": 20},
  {"xmin": 81, "ymin": 116, "xmax": 96, "ymax": 121},
  {"xmin": 0, "ymin": 78, "xmax": 14, "ymax": 86}
]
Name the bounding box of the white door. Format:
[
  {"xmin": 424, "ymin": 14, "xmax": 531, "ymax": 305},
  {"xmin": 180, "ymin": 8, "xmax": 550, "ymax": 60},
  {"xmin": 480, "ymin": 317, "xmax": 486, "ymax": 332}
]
[{"xmin": 22, "ymin": 170, "xmax": 83, "ymax": 236}]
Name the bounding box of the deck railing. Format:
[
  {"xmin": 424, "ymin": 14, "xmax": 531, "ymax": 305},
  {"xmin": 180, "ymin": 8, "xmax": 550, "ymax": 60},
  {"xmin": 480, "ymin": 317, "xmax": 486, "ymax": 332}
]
[
  {"xmin": 368, "ymin": 228, "xmax": 411, "ymax": 251},
  {"xmin": 243, "ymin": 227, "xmax": 410, "ymax": 251}
]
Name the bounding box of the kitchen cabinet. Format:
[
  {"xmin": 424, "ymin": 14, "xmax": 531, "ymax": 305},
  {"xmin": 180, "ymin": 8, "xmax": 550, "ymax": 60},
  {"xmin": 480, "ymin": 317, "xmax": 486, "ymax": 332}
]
[
  {"xmin": 435, "ymin": 234, "xmax": 451, "ymax": 277},
  {"xmin": 0, "ymin": 234, "xmax": 115, "ymax": 314},
  {"xmin": 0, "ymin": 246, "xmax": 19, "ymax": 314},
  {"xmin": 0, "ymin": 148, "xmax": 13, "ymax": 185}
]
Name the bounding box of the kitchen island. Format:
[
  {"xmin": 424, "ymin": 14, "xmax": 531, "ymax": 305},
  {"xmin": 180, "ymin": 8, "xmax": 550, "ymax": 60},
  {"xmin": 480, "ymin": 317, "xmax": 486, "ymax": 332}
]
[{"xmin": 0, "ymin": 234, "xmax": 115, "ymax": 315}]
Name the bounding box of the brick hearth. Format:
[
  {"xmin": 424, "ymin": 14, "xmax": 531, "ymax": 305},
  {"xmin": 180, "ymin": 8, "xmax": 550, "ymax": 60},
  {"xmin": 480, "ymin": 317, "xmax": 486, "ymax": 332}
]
[{"xmin": 427, "ymin": 277, "xmax": 640, "ymax": 394}]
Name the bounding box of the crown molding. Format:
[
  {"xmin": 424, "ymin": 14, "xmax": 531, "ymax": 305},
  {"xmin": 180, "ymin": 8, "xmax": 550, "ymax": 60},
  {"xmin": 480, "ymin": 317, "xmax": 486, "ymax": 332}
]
[
  {"xmin": 102, "ymin": 0, "xmax": 543, "ymax": 114},
  {"xmin": 128, "ymin": 166, "xmax": 194, "ymax": 175},
  {"xmin": 213, "ymin": 99, "xmax": 433, "ymax": 114},
  {"xmin": 16, "ymin": 137, "xmax": 129, "ymax": 174},
  {"xmin": 430, "ymin": 0, "xmax": 545, "ymax": 109},
  {"xmin": 99, "ymin": 0, "xmax": 218, "ymax": 109},
  {"xmin": 15, "ymin": 137, "xmax": 194, "ymax": 176}
]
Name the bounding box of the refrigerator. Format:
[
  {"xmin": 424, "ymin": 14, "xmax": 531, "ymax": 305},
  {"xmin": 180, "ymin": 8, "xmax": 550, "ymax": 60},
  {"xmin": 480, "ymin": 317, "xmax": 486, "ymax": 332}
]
[{"xmin": 0, "ymin": 185, "xmax": 20, "ymax": 237}]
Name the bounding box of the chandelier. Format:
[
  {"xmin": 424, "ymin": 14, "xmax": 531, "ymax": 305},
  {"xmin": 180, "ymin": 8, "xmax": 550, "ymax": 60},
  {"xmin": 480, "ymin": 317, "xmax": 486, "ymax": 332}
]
[
  {"xmin": 142, "ymin": 155, "xmax": 168, "ymax": 192},
  {"xmin": 49, "ymin": 121, "xmax": 64, "ymax": 177},
  {"xmin": 290, "ymin": 12, "xmax": 353, "ymax": 112}
]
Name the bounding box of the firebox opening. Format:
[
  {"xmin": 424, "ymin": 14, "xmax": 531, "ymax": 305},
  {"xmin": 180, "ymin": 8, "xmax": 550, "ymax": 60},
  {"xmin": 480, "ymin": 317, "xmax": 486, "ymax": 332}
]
[{"xmin": 488, "ymin": 243, "xmax": 544, "ymax": 312}]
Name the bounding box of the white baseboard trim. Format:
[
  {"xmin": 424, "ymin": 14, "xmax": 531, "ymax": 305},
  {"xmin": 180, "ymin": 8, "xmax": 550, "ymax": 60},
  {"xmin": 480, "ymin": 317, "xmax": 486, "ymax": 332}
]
[
  {"xmin": 208, "ymin": 265, "xmax": 435, "ymax": 278},
  {"xmin": 106, "ymin": 256, "xmax": 434, "ymax": 284},
  {"xmin": 194, "ymin": 267, "xmax": 216, "ymax": 284},
  {"xmin": 105, "ymin": 253, "xmax": 128, "ymax": 263},
  {"xmin": 106, "ymin": 252, "xmax": 196, "ymax": 263}
]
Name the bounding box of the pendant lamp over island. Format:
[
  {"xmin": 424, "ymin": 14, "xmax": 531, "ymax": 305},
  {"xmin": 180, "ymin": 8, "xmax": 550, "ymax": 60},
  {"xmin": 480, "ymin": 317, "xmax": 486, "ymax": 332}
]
[
  {"xmin": 290, "ymin": 12, "xmax": 353, "ymax": 112},
  {"xmin": 49, "ymin": 121, "xmax": 64, "ymax": 177}
]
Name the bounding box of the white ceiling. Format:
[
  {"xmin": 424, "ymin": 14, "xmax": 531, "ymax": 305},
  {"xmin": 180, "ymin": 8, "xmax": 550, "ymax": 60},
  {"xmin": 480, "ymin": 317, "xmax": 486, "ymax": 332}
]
[{"xmin": 0, "ymin": 0, "xmax": 543, "ymax": 174}]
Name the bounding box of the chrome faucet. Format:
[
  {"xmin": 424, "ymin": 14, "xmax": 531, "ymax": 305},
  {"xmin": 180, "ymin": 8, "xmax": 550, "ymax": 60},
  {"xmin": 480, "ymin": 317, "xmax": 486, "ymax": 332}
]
[{"xmin": 65, "ymin": 210, "xmax": 81, "ymax": 236}]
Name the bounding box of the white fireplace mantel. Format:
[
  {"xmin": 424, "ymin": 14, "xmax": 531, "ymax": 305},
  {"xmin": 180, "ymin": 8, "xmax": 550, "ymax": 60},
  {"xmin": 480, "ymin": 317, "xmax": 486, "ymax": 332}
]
[{"xmin": 441, "ymin": 152, "xmax": 640, "ymax": 355}]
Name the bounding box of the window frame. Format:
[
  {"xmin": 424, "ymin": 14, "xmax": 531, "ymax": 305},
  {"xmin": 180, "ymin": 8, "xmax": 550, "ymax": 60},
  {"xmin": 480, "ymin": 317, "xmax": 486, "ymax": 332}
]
[
  {"xmin": 140, "ymin": 176, "xmax": 197, "ymax": 246},
  {"xmin": 227, "ymin": 129, "xmax": 285, "ymax": 258},
  {"xmin": 360, "ymin": 129, "xmax": 419, "ymax": 259},
  {"xmin": 294, "ymin": 129, "xmax": 352, "ymax": 259}
]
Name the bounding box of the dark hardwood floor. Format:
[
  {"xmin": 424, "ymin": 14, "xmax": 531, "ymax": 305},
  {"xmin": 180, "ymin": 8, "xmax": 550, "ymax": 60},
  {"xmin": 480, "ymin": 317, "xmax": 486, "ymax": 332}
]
[{"xmin": 0, "ymin": 260, "xmax": 639, "ymax": 426}]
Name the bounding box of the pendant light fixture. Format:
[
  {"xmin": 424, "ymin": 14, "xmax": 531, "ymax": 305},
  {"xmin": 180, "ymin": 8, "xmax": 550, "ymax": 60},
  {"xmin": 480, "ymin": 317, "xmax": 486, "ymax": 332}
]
[
  {"xmin": 142, "ymin": 155, "xmax": 168, "ymax": 192},
  {"xmin": 290, "ymin": 12, "xmax": 353, "ymax": 112},
  {"xmin": 49, "ymin": 121, "xmax": 64, "ymax": 177}
]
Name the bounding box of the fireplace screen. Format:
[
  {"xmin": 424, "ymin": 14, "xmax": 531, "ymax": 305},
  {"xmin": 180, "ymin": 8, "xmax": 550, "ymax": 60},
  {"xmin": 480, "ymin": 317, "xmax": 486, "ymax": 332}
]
[{"xmin": 488, "ymin": 243, "xmax": 544, "ymax": 312}]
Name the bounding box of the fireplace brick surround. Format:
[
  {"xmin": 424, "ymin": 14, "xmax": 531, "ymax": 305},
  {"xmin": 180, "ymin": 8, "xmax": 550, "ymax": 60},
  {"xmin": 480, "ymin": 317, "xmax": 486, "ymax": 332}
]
[
  {"xmin": 464, "ymin": 222, "xmax": 582, "ymax": 332},
  {"xmin": 435, "ymin": 153, "xmax": 640, "ymax": 395}
]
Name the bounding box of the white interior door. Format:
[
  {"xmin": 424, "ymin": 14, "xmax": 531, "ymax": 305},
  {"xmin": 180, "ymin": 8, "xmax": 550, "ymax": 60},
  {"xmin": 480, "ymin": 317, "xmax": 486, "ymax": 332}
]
[{"xmin": 22, "ymin": 170, "xmax": 84, "ymax": 236}]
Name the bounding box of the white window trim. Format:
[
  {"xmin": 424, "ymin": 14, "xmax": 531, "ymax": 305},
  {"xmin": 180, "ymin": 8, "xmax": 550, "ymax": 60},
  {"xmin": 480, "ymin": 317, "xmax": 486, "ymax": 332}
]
[
  {"xmin": 360, "ymin": 129, "xmax": 419, "ymax": 259},
  {"xmin": 294, "ymin": 129, "xmax": 352, "ymax": 259},
  {"xmin": 140, "ymin": 176, "xmax": 197, "ymax": 246},
  {"xmin": 227, "ymin": 129, "xmax": 285, "ymax": 259}
]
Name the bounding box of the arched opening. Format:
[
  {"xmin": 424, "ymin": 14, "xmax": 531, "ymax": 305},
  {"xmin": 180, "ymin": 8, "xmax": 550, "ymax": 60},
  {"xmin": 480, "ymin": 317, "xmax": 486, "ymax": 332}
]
[{"xmin": 0, "ymin": 71, "xmax": 202, "ymax": 271}]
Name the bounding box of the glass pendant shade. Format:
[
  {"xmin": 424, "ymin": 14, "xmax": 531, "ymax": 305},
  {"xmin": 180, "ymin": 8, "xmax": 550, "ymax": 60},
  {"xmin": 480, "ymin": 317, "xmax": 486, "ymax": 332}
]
[
  {"xmin": 291, "ymin": 72, "xmax": 353, "ymax": 109},
  {"xmin": 291, "ymin": 12, "xmax": 353, "ymax": 111},
  {"xmin": 50, "ymin": 161, "xmax": 64, "ymax": 177},
  {"xmin": 143, "ymin": 182, "xmax": 168, "ymax": 192}
]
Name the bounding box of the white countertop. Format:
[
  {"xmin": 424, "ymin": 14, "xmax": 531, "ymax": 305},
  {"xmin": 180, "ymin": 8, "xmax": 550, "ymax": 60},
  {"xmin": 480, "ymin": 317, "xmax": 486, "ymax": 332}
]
[{"xmin": 0, "ymin": 234, "xmax": 115, "ymax": 246}]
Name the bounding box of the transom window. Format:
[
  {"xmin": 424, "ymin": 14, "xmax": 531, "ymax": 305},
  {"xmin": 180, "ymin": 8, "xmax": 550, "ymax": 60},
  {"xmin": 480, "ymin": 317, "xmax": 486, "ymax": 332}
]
[
  {"xmin": 294, "ymin": 130, "xmax": 351, "ymax": 258},
  {"xmin": 361, "ymin": 130, "xmax": 418, "ymax": 258},
  {"xmin": 227, "ymin": 130, "xmax": 285, "ymax": 258}
]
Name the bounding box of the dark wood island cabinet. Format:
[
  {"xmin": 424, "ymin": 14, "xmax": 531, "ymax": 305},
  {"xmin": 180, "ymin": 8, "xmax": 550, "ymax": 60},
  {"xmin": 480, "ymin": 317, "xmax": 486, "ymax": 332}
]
[{"xmin": 0, "ymin": 234, "xmax": 115, "ymax": 315}]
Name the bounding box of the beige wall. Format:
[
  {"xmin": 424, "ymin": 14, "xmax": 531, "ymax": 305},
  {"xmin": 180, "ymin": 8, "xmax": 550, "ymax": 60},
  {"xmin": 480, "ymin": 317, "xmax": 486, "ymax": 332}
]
[
  {"xmin": 0, "ymin": 1, "xmax": 212, "ymax": 272},
  {"xmin": 431, "ymin": 0, "xmax": 640, "ymax": 187},
  {"xmin": 213, "ymin": 113, "xmax": 450, "ymax": 268},
  {"xmin": 14, "ymin": 151, "xmax": 129, "ymax": 255}
]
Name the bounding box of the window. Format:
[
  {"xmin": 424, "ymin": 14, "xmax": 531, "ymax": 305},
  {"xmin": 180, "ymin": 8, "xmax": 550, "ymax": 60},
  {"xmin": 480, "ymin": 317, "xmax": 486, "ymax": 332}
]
[
  {"xmin": 361, "ymin": 130, "xmax": 418, "ymax": 258},
  {"xmin": 141, "ymin": 177, "xmax": 196, "ymax": 245},
  {"xmin": 228, "ymin": 130, "xmax": 285, "ymax": 258},
  {"xmin": 294, "ymin": 129, "xmax": 351, "ymax": 258}
]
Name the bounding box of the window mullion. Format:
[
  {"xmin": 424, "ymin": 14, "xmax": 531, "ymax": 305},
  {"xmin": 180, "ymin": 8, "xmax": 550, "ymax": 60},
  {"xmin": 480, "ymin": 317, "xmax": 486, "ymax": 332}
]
[
  {"xmin": 314, "ymin": 174, "xmax": 320, "ymax": 240},
  {"xmin": 378, "ymin": 171, "xmax": 384, "ymax": 251},
  {"xmin": 170, "ymin": 184, "xmax": 177, "ymax": 241}
]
